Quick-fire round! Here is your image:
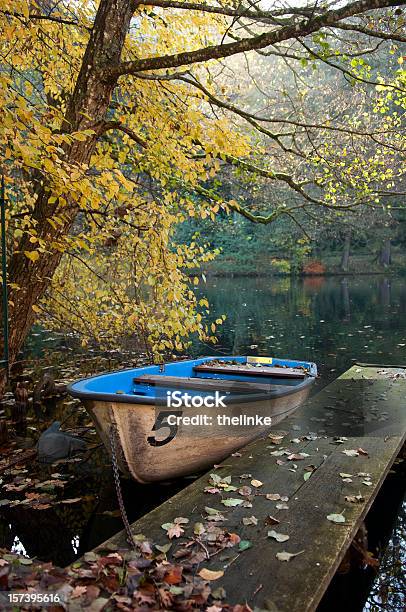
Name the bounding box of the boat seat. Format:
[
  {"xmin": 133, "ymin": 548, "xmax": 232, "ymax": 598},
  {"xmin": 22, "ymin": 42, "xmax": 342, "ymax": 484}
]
[
  {"xmin": 133, "ymin": 374, "xmax": 290, "ymax": 393},
  {"xmin": 193, "ymin": 364, "xmax": 307, "ymax": 379}
]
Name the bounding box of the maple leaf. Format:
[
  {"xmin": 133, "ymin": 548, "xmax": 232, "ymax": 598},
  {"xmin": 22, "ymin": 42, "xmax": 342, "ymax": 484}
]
[
  {"xmin": 71, "ymin": 585, "xmax": 87, "ymax": 598},
  {"xmin": 168, "ymin": 524, "xmax": 184, "ymax": 539}
]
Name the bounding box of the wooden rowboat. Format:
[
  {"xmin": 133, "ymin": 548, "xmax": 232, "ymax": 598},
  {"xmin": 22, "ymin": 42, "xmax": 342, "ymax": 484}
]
[{"xmin": 67, "ymin": 356, "xmax": 317, "ymax": 482}]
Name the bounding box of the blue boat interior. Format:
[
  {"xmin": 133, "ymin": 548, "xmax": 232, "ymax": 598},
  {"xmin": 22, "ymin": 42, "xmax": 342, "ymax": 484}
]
[{"xmin": 68, "ymin": 356, "xmax": 317, "ymax": 403}]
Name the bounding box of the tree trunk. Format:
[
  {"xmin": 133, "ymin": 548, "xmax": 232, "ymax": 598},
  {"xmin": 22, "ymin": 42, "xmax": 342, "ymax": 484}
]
[
  {"xmin": 340, "ymin": 230, "xmax": 351, "ymax": 272},
  {"xmin": 0, "ymin": 0, "xmax": 135, "ymax": 395},
  {"xmin": 379, "ymin": 238, "xmax": 391, "ymax": 267}
]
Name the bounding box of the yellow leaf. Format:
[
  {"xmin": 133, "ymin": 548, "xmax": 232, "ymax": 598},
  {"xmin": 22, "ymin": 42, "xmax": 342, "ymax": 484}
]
[
  {"xmin": 24, "ymin": 251, "xmax": 40, "ymax": 262},
  {"xmin": 22, "ymin": 2, "xmax": 29, "ymax": 19}
]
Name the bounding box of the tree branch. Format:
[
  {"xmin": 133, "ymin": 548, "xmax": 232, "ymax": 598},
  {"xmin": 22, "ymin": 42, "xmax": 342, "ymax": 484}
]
[
  {"xmin": 136, "ymin": 0, "xmax": 316, "ymax": 21},
  {"xmin": 334, "ymin": 21, "xmax": 406, "ymax": 42},
  {"xmin": 106, "ymin": 0, "xmax": 404, "ymax": 76},
  {"xmin": 0, "ymin": 10, "xmax": 91, "ymax": 30},
  {"xmin": 99, "ymin": 120, "xmax": 147, "ymax": 148}
]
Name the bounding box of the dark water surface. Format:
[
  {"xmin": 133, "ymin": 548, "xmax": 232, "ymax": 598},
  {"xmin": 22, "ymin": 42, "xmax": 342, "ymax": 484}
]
[
  {"xmin": 196, "ymin": 275, "xmax": 406, "ymax": 384},
  {"xmin": 1, "ymin": 275, "xmax": 405, "ymax": 610}
]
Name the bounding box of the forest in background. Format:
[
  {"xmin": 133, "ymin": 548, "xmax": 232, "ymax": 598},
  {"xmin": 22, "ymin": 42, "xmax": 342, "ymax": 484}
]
[{"xmin": 175, "ymin": 44, "xmax": 406, "ymax": 277}]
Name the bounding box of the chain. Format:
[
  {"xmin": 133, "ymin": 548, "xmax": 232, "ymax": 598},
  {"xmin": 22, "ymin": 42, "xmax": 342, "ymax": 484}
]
[{"xmin": 109, "ymin": 423, "xmax": 136, "ymax": 550}]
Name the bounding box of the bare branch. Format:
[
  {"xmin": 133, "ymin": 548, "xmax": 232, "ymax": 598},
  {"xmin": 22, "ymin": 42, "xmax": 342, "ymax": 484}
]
[{"xmin": 334, "ymin": 21, "xmax": 406, "ymax": 42}]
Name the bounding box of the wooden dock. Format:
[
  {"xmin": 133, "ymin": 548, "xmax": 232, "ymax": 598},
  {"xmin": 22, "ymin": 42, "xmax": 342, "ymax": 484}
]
[{"xmin": 79, "ymin": 365, "xmax": 406, "ymax": 611}]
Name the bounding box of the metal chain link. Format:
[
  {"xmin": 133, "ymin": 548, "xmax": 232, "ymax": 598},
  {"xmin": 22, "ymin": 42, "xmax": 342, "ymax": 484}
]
[{"xmin": 109, "ymin": 423, "xmax": 136, "ymax": 550}]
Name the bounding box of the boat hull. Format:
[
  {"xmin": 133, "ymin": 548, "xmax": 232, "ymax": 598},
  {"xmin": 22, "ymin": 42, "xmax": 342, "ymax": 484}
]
[{"xmin": 84, "ymin": 383, "xmax": 312, "ymax": 483}]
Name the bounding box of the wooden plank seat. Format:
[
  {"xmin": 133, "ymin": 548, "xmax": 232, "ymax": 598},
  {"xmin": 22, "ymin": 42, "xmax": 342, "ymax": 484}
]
[
  {"xmin": 133, "ymin": 374, "xmax": 289, "ymax": 393},
  {"xmin": 193, "ymin": 363, "xmax": 308, "ymax": 378}
]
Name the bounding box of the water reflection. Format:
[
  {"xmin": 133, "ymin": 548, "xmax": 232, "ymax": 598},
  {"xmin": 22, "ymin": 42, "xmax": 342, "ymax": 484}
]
[{"xmin": 192, "ymin": 276, "xmax": 406, "ymax": 385}]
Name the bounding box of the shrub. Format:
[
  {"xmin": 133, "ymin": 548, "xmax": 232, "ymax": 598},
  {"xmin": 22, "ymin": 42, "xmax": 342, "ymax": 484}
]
[
  {"xmin": 302, "ymin": 260, "xmax": 326, "ymax": 275},
  {"xmin": 271, "ymin": 258, "xmax": 291, "ymax": 275}
]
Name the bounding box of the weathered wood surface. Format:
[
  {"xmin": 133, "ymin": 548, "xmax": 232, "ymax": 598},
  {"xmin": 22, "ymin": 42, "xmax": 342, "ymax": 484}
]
[
  {"xmin": 134, "ymin": 374, "xmax": 292, "ymax": 394},
  {"xmin": 194, "ymin": 364, "xmax": 307, "ymax": 378},
  {"xmin": 88, "ymin": 365, "xmax": 406, "ymax": 611}
]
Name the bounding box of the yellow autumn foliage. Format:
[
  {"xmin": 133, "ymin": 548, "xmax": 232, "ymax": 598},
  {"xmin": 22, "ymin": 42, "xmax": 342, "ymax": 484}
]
[{"xmin": 0, "ymin": 0, "xmax": 250, "ymax": 354}]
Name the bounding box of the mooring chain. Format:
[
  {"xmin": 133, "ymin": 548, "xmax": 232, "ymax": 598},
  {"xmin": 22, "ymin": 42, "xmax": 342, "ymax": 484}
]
[{"xmin": 109, "ymin": 423, "xmax": 136, "ymax": 550}]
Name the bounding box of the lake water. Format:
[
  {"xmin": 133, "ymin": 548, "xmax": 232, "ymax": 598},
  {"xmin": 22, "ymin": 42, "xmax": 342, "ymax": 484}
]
[
  {"xmin": 196, "ymin": 275, "xmax": 406, "ymax": 384},
  {"xmin": 1, "ymin": 275, "xmax": 405, "ymax": 610}
]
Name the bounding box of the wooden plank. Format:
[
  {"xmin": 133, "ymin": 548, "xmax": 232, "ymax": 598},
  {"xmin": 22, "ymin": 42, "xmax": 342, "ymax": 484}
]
[
  {"xmin": 80, "ymin": 365, "xmax": 406, "ymax": 612},
  {"xmin": 194, "ymin": 364, "xmax": 307, "ymax": 378},
  {"xmin": 133, "ymin": 374, "xmax": 291, "ymax": 394}
]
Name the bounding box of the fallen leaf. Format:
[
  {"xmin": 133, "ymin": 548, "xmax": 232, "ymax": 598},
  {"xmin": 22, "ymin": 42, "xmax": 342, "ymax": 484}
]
[
  {"xmin": 276, "ymin": 503, "xmax": 289, "ymax": 510},
  {"xmin": 327, "ymin": 513, "xmax": 346, "ymax": 524},
  {"xmin": 174, "ymin": 517, "xmax": 189, "ymax": 524},
  {"xmin": 242, "ymin": 516, "xmax": 258, "ymax": 526},
  {"xmin": 357, "ymin": 448, "xmax": 369, "ymax": 456},
  {"xmin": 287, "ymin": 453, "xmax": 309, "ymax": 461},
  {"xmin": 339, "ymin": 473, "xmax": 353, "ymax": 478},
  {"xmin": 268, "ymin": 530, "xmax": 290, "ymax": 543},
  {"xmin": 205, "ymin": 506, "xmax": 221, "ymax": 515},
  {"xmin": 250, "ymin": 479, "xmax": 263, "ymax": 488},
  {"xmin": 169, "ymin": 586, "xmax": 184, "ymax": 595},
  {"xmin": 72, "ymin": 586, "xmax": 87, "ymax": 599},
  {"xmin": 221, "ymin": 498, "xmax": 243, "ymax": 507},
  {"xmin": 342, "ymin": 450, "xmax": 359, "ymax": 457},
  {"xmin": 266, "ymin": 493, "xmax": 281, "ymax": 501},
  {"xmin": 155, "ymin": 543, "xmax": 172, "ymax": 554},
  {"xmin": 164, "ymin": 565, "xmax": 183, "ymax": 585},
  {"xmin": 212, "ymin": 586, "xmax": 227, "ymax": 599},
  {"xmin": 276, "ymin": 550, "xmax": 304, "ymax": 562},
  {"xmin": 345, "ymin": 494, "xmax": 365, "ymax": 503},
  {"xmin": 238, "ymin": 540, "xmax": 252, "ymax": 551},
  {"xmin": 198, "ymin": 568, "xmax": 224, "ymax": 581},
  {"xmin": 268, "ymin": 434, "xmax": 285, "ymax": 444},
  {"xmin": 168, "ymin": 524, "xmax": 184, "ymax": 539},
  {"xmin": 303, "ymin": 472, "xmax": 312, "ymax": 482},
  {"xmin": 238, "ymin": 486, "xmax": 252, "ymax": 497},
  {"xmin": 194, "ymin": 522, "xmax": 205, "ymax": 536}
]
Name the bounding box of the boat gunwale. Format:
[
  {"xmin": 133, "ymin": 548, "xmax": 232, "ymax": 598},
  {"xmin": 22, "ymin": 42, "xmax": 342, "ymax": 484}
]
[{"xmin": 67, "ymin": 356, "xmax": 317, "ymax": 405}]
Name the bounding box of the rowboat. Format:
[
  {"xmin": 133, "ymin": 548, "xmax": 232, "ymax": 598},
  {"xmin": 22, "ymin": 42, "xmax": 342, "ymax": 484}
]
[{"xmin": 67, "ymin": 356, "xmax": 317, "ymax": 482}]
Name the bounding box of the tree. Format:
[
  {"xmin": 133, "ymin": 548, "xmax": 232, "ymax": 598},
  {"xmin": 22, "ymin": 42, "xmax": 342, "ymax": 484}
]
[{"xmin": 0, "ymin": 0, "xmax": 405, "ymax": 389}]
